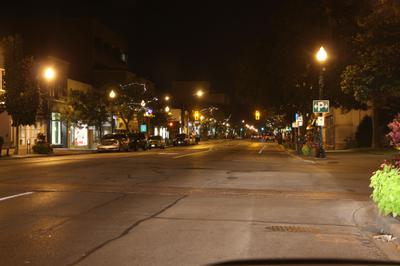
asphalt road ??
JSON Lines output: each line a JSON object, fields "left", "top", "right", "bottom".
{"left": 0, "top": 140, "right": 399, "bottom": 265}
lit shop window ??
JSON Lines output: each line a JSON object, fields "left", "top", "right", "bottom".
{"left": 51, "top": 112, "right": 61, "bottom": 145}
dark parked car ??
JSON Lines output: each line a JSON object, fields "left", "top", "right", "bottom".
{"left": 97, "top": 133, "right": 129, "bottom": 152}
{"left": 127, "top": 133, "right": 148, "bottom": 151}
{"left": 173, "top": 134, "right": 197, "bottom": 146}
{"left": 148, "top": 136, "right": 166, "bottom": 149}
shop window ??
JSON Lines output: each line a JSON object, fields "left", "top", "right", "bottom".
{"left": 51, "top": 112, "right": 61, "bottom": 145}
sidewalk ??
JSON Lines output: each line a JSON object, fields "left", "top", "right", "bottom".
{"left": 0, "top": 147, "right": 96, "bottom": 160}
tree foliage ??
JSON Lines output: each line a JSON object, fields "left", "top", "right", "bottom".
{"left": 1, "top": 35, "right": 39, "bottom": 126}
{"left": 67, "top": 89, "right": 109, "bottom": 133}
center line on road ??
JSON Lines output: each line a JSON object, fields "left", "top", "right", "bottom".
{"left": 258, "top": 145, "right": 266, "bottom": 154}
{"left": 173, "top": 149, "right": 212, "bottom": 159}
{"left": 0, "top": 192, "right": 34, "bottom": 202}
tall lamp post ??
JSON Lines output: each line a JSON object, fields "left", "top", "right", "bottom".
{"left": 315, "top": 46, "right": 328, "bottom": 158}
{"left": 42, "top": 66, "right": 56, "bottom": 145}
{"left": 109, "top": 89, "right": 116, "bottom": 133}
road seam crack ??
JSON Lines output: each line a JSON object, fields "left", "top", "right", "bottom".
{"left": 68, "top": 194, "right": 187, "bottom": 266}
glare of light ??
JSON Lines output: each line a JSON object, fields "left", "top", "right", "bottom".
{"left": 200, "top": 115, "right": 205, "bottom": 121}
{"left": 261, "top": 127, "right": 265, "bottom": 131}
{"left": 196, "top": 89, "right": 204, "bottom": 97}
{"left": 255, "top": 129, "right": 258, "bottom": 132}
{"left": 43, "top": 67, "right": 56, "bottom": 81}
{"left": 141, "top": 100, "right": 146, "bottom": 107}
{"left": 316, "top": 46, "right": 328, "bottom": 62}
{"left": 165, "top": 96, "right": 170, "bottom": 101}
{"left": 109, "top": 90, "right": 116, "bottom": 99}
{"left": 226, "top": 123, "right": 230, "bottom": 127}
{"left": 242, "top": 120, "right": 245, "bottom": 123}
{"left": 165, "top": 106, "right": 170, "bottom": 112}
{"left": 222, "top": 122, "right": 226, "bottom": 125}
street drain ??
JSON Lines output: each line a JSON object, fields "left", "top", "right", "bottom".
{"left": 265, "top": 225, "right": 320, "bottom": 233}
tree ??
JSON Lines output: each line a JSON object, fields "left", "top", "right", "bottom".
{"left": 112, "top": 83, "right": 152, "bottom": 132}
{"left": 340, "top": 0, "right": 400, "bottom": 148}
{"left": 1, "top": 35, "right": 39, "bottom": 153}
{"left": 67, "top": 88, "right": 109, "bottom": 138}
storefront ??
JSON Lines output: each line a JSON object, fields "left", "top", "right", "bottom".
{"left": 50, "top": 112, "right": 67, "bottom": 147}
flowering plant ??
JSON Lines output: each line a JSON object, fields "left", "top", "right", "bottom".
{"left": 387, "top": 114, "right": 400, "bottom": 150}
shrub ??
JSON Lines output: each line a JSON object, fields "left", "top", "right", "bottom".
{"left": 32, "top": 143, "right": 53, "bottom": 154}
{"left": 370, "top": 164, "right": 400, "bottom": 216}
{"left": 301, "top": 144, "right": 311, "bottom": 156}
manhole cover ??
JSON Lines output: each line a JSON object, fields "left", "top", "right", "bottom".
{"left": 265, "top": 225, "right": 320, "bottom": 233}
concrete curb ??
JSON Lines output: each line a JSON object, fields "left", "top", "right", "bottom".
{"left": 375, "top": 207, "right": 400, "bottom": 237}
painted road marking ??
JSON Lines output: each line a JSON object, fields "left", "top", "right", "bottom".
{"left": 173, "top": 149, "right": 212, "bottom": 159}
{"left": 258, "top": 145, "right": 266, "bottom": 154}
{"left": 158, "top": 152, "right": 179, "bottom": 155}
{"left": 0, "top": 192, "right": 34, "bottom": 202}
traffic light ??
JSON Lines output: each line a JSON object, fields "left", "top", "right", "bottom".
{"left": 194, "top": 111, "right": 200, "bottom": 120}
{"left": 255, "top": 110, "right": 260, "bottom": 120}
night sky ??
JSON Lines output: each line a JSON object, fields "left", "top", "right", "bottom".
{"left": 5, "top": 0, "right": 333, "bottom": 101}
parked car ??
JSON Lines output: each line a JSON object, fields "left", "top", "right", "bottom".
{"left": 148, "top": 135, "right": 166, "bottom": 149}
{"left": 127, "top": 132, "right": 148, "bottom": 151}
{"left": 264, "top": 133, "right": 276, "bottom": 142}
{"left": 97, "top": 133, "right": 129, "bottom": 152}
{"left": 173, "top": 134, "right": 197, "bottom": 146}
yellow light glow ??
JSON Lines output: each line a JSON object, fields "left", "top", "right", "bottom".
{"left": 255, "top": 110, "right": 260, "bottom": 120}
{"left": 165, "top": 106, "right": 170, "bottom": 112}
{"left": 194, "top": 111, "right": 200, "bottom": 120}
{"left": 43, "top": 67, "right": 56, "bottom": 81}
{"left": 165, "top": 96, "right": 170, "bottom": 101}
{"left": 109, "top": 90, "right": 116, "bottom": 99}
{"left": 200, "top": 115, "right": 205, "bottom": 121}
{"left": 316, "top": 46, "right": 328, "bottom": 62}
{"left": 196, "top": 90, "right": 204, "bottom": 97}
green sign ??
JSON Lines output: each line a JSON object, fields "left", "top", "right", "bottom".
{"left": 140, "top": 124, "right": 147, "bottom": 133}
{"left": 313, "top": 100, "right": 329, "bottom": 113}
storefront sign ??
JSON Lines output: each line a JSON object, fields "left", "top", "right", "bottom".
{"left": 316, "top": 116, "right": 325, "bottom": 126}
{"left": 140, "top": 124, "right": 147, "bottom": 133}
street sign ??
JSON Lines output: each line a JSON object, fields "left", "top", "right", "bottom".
{"left": 313, "top": 100, "right": 329, "bottom": 113}
{"left": 316, "top": 116, "right": 325, "bottom": 126}
{"left": 297, "top": 115, "right": 303, "bottom": 123}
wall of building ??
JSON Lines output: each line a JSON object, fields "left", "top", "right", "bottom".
{"left": 324, "top": 108, "right": 372, "bottom": 149}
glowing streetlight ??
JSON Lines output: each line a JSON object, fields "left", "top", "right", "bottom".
{"left": 242, "top": 120, "right": 245, "bottom": 123}
{"left": 316, "top": 46, "right": 328, "bottom": 63}
{"left": 165, "top": 96, "right": 170, "bottom": 101}
{"left": 43, "top": 67, "right": 56, "bottom": 81}
{"left": 200, "top": 115, "right": 205, "bottom": 121}
{"left": 165, "top": 106, "right": 170, "bottom": 112}
{"left": 141, "top": 100, "right": 146, "bottom": 107}
{"left": 109, "top": 90, "right": 116, "bottom": 99}
{"left": 196, "top": 89, "right": 204, "bottom": 98}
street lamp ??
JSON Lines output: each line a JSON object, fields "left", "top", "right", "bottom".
{"left": 165, "top": 95, "right": 170, "bottom": 101}
{"left": 109, "top": 89, "right": 116, "bottom": 99}
{"left": 109, "top": 90, "right": 117, "bottom": 133}
{"left": 196, "top": 89, "right": 204, "bottom": 98}
{"left": 316, "top": 46, "right": 328, "bottom": 62}
{"left": 165, "top": 106, "right": 170, "bottom": 113}
{"left": 315, "top": 46, "right": 328, "bottom": 158}
{"left": 43, "top": 67, "right": 56, "bottom": 81}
